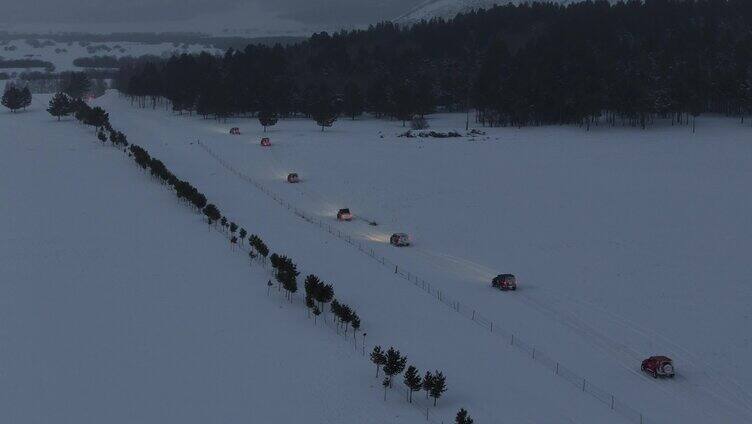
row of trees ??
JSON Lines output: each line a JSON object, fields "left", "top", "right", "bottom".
{"left": 62, "top": 102, "right": 370, "bottom": 382}
{"left": 58, "top": 72, "right": 93, "bottom": 100}
{"left": 301, "top": 274, "right": 362, "bottom": 336}
{"left": 55, "top": 102, "right": 473, "bottom": 423}
{"left": 47, "top": 91, "right": 112, "bottom": 138}
{"left": 116, "top": 0, "right": 752, "bottom": 130}
{"left": 371, "top": 345, "right": 448, "bottom": 406}
{"left": 2, "top": 83, "right": 32, "bottom": 112}
{"left": 270, "top": 254, "right": 299, "bottom": 300}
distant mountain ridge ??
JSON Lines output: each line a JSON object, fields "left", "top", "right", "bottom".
{"left": 396, "top": 0, "right": 581, "bottom": 23}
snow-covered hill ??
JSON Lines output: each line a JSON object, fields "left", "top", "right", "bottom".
{"left": 396, "top": 0, "right": 579, "bottom": 23}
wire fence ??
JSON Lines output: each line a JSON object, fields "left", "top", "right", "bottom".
{"left": 197, "top": 140, "right": 653, "bottom": 424}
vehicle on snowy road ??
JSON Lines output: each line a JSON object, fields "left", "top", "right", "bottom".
{"left": 337, "top": 208, "right": 353, "bottom": 221}
{"left": 491, "top": 274, "right": 517, "bottom": 291}
{"left": 390, "top": 233, "right": 411, "bottom": 247}
{"left": 229, "top": 127, "right": 241, "bottom": 135}
{"left": 260, "top": 137, "right": 271, "bottom": 147}
{"left": 287, "top": 173, "right": 300, "bottom": 183}
{"left": 641, "top": 356, "right": 675, "bottom": 378}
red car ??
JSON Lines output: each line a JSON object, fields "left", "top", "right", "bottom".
{"left": 337, "top": 208, "right": 353, "bottom": 221}
{"left": 260, "top": 137, "right": 271, "bottom": 147}
{"left": 491, "top": 274, "right": 517, "bottom": 291}
{"left": 229, "top": 127, "right": 241, "bottom": 135}
{"left": 287, "top": 173, "right": 300, "bottom": 183}
{"left": 641, "top": 356, "right": 675, "bottom": 378}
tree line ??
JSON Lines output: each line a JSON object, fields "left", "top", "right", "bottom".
{"left": 116, "top": 0, "right": 752, "bottom": 130}
{"left": 371, "top": 345, "right": 447, "bottom": 405}
{"left": 370, "top": 343, "right": 473, "bottom": 423}
{"left": 369, "top": 342, "right": 474, "bottom": 423}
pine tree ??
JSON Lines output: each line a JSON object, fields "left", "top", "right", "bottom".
{"left": 383, "top": 347, "right": 407, "bottom": 388}
{"left": 311, "top": 83, "right": 339, "bottom": 131}
{"left": 392, "top": 79, "right": 417, "bottom": 126}
{"left": 84, "top": 106, "right": 109, "bottom": 131}
{"left": 313, "top": 281, "right": 334, "bottom": 312}
{"left": 239, "top": 228, "right": 247, "bottom": 244}
{"left": 340, "top": 304, "right": 353, "bottom": 333}
{"left": 2, "top": 84, "right": 23, "bottom": 112}
{"left": 404, "top": 365, "right": 422, "bottom": 403}
{"left": 258, "top": 108, "right": 278, "bottom": 132}
{"left": 455, "top": 408, "right": 473, "bottom": 424}
{"left": 422, "top": 371, "right": 434, "bottom": 399}
{"left": 342, "top": 81, "right": 364, "bottom": 120}
{"left": 273, "top": 255, "right": 299, "bottom": 300}
{"left": 370, "top": 346, "right": 386, "bottom": 377}
{"left": 250, "top": 234, "right": 269, "bottom": 257}
{"left": 113, "top": 2, "right": 752, "bottom": 130}
{"left": 304, "top": 274, "right": 320, "bottom": 299}
{"left": 429, "top": 371, "right": 447, "bottom": 406}
{"left": 47, "top": 92, "right": 72, "bottom": 120}
{"left": 350, "top": 312, "right": 361, "bottom": 339}
{"left": 312, "top": 305, "right": 321, "bottom": 324}
{"left": 330, "top": 299, "right": 342, "bottom": 325}
{"left": 59, "top": 71, "right": 92, "bottom": 99}
{"left": 20, "top": 86, "right": 32, "bottom": 110}
{"left": 203, "top": 204, "right": 221, "bottom": 225}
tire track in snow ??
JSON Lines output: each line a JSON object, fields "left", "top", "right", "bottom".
{"left": 196, "top": 141, "right": 649, "bottom": 423}
{"left": 195, "top": 134, "right": 752, "bottom": 424}
{"left": 414, "top": 252, "right": 752, "bottom": 422}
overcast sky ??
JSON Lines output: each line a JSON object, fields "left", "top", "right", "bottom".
{"left": 0, "top": 0, "right": 423, "bottom": 26}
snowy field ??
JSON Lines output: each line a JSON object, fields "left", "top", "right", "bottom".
{"left": 0, "top": 2, "right": 329, "bottom": 38}
{"left": 3, "top": 97, "right": 627, "bottom": 424}
{"left": 0, "top": 39, "right": 221, "bottom": 74}
{"left": 3, "top": 93, "right": 752, "bottom": 423}
{"left": 99, "top": 91, "right": 752, "bottom": 423}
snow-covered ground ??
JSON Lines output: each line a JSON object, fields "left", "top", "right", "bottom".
{"left": 0, "top": 39, "right": 222, "bottom": 74}
{"left": 90, "top": 92, "right": 752, "bottom": 423}
{"left": 0, "top": 2, "right": 333, "bottom": 39}
{"left": 0, "top": 97, "right": 416, "bottom": 424}
{"left": 3, "top": 96, "right": 632, "bottom": 424}
{"left": 4, "top": 92, "right": 752, "bottom": 423}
